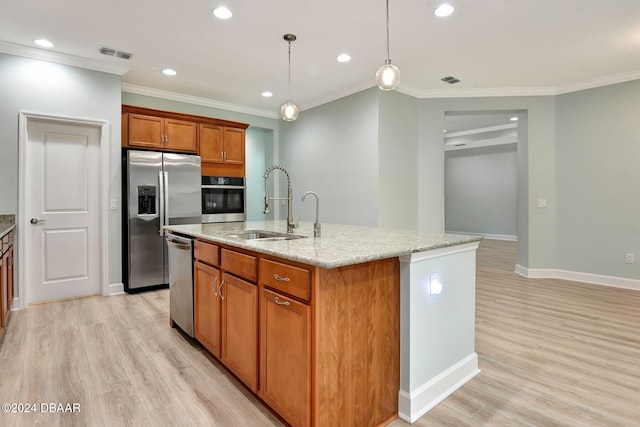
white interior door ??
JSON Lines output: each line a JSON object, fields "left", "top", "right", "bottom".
{"left": 25, "top": 118, "right": 102, "bottom": 304}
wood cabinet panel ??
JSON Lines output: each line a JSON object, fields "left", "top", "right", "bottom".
{"left": 165, "top": 119, "right": 197, "bottom": 152}
{"left": 199, "top": 124, "right": 223, "bottom": 163}
{"left": 221, "top": 128, "right": 245, "bottom": 165}
{"left": 194, "top": 240, "right": 219, "bottom": 267}
{"left": 259, "top": 258, "right": 310, "bottom": 302}
{"left": 221, "top": 272, "right": 258, "bottom": 391}
{"left": 194, "top": 261, "right": 222, "bottom": 357}
{"left": 259, "top": 288, "right": 310, "bottom": 427}
{"left": 128, "top": 114, "right": 164, "bottom": 148}
{"left": 221, "top": 249, "right": 257, "bottom": 282}
{"left": 313, "top": 258, "right": 400, "bottom": 426}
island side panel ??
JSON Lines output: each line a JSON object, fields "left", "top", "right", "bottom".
{"left": 313, "top": 257, "right": 400, "bottom": 426}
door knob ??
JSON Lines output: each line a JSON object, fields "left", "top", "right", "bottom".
{"left": 30, "top": 218, "right": 46, "bottom": 224}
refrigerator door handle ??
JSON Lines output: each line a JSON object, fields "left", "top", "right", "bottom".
{"left": 163, "top": 171, "right": 169, "bottom": 229}
{"left": 158, "top": 170, "right": 165, "bottom": 236}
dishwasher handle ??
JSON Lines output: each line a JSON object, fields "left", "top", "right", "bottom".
{"left": 166, "top": 233, "right": 193, "bottom": 250}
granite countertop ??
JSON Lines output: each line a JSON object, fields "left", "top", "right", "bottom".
{"left": 0, "top": 214, "right": 16, "bottom": 239}
{"left": 165, "top": 220, "right": 481, "bottom": 269}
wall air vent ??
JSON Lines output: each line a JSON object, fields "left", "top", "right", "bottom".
{"left": 99, "top": 46, "right": 133, "bottom": 60}
{"left": 441, "top": 76, "right": 461, "bottom": 84}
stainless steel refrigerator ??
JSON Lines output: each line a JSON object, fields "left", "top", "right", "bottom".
{"left": 124, "top": 150, "right": 201, "bottom": 292}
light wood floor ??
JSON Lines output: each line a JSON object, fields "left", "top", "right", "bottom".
{"left": 1, "top": 240, "right": 639, "bottom": 426}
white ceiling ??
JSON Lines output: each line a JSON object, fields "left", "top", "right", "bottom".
{"left": 2, "top": 0, "right": 640, "bottom": 118}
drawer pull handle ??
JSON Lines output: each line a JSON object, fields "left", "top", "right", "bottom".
{"left": 273, "top": 274, "right": 290, "bottom": 282}
{"left": 212, "top": 276, "right": 219, "bottom": 297}
{"left": 274, "top": 297, "right": 290, "bottom": 306}
{"left": 220, "top": 280, "right": 225, "bottom": 300}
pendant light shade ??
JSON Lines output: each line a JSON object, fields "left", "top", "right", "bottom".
{"left": 280, "top": 99, "right": 299, "bottom": 121}
{"left": 376, "top": 0, "right": 400, "bottom": 91}
{"left": 280, "top": 34, "right": 299, "bottom": 121}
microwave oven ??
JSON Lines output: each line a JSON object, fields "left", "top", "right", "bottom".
{"left": 201, "top": 176, "right": 246, "bottom": 223}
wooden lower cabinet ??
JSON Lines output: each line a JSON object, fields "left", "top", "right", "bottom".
{"left": 220, "top": 272, "right": 258, "bottom": 391}
{"left": 259, "top": 288, "right": 310, "bottom": 427}
{"left": 193, "top": 241, "right": 399, "bottom": 427}
{"left": 194, "top": 260, "right": 222, "bottom": 357}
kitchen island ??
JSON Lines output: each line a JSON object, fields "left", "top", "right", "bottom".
{"left": 165, "top": 221, "right": 481, "bottom": 426}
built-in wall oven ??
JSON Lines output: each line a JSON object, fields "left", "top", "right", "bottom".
{"left": 201, "top": 176, "right": 246, "bottom": 223}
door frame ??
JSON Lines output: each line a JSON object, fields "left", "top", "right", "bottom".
{"left": 17, "top": 112, "right": 110, "bottom": 309}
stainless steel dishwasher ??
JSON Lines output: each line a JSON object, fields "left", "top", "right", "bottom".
{"left": 166, "top": 232, "right": 194, "bottom": 337}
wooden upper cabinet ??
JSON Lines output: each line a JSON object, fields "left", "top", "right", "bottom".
{"left": 199, "top": 124, "right": 223, "bottom": 162}
{"left": 164, "top": 119, "right": 197, "bottom": 152}
{"left": 126, "top": 113, "right": 196, "bottom": 152}
{"left": 128, "top": 114, "right": 164, "bottom": 149}
{"left": 222, "top": 128, "right": 245, "bottom": 165}
{"left": 199, "top": 124, "right": 246, "bottom": 166}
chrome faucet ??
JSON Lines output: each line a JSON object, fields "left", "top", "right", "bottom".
{"left": 263, "top": 164, "right": 295, "bottom": 233}
{"left": 302, "top": 191, "right": 321, "bottom": 237}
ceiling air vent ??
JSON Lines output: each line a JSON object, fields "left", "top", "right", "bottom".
{"left": 115, "top": 50, "right": 132, "bottom": 60}
{"left": 441, "top": 76, "right": 461, "bottom": 84}
{"left": 99, "top": 46, "right": 116, "bottom": 56}
{"left": 99, "top": 46, "right": 133, "bottom": 60}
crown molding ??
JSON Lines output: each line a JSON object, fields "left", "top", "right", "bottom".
{"left": 121, "top": 83, "right": 279, "bottom": 119}
{"left": 554, "top": 69, "right": 640, "bottom": 94}
{"left": 402, "top": 84, "right": 557, "bottom": 98}
{"left": 299, "top": 78, "right": 376, "bottom": 111}
{"left": 0, "top": 40, "right": 129, "bottom": 76}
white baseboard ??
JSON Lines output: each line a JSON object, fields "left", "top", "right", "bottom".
{"left": 398, "top": 353, "right": 480, "bottom": 424}
{"left": 106, "top": 282, "right": 124, "bottom": 296}
{"left": 446, "top": 230, "right": 517, "bottom": 241}
{"left": 515, "top": 265, "right": 640, "bottom": 291}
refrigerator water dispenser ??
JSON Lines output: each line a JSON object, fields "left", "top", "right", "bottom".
{"left": 137, "top": 185, "right": 156, "bottom": 215}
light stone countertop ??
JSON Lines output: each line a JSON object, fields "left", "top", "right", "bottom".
{"left": 165, "top": 220, "right": 482, "bottom": 269}
{"left": 0, "top": 214, "right": 16, "bottom": 239}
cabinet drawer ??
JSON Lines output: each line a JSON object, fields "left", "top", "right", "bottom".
{"left": 222, "top": 249, "right": 257, "bottom": 282}
{"left": 194, "top": 240, "right": 220, "bottom": 266}
{"left": 259, "top": 259, "right": 310, "bottom": 302}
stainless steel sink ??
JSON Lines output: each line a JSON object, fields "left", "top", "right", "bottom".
{"left": 226, "top": 230, "right": 307, "bottom": 242}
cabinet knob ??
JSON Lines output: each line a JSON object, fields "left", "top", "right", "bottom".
{"left": 274, "top": 297, "right": 290, "bottom": 306}
{"left": 273, "top": 274, "right": 290, "bottom": 282}
{"left": 220, "top": 280, "right": 225, "bottom": 300}
{"left": 212, "top": 276, "right": 219, "bottom": 297}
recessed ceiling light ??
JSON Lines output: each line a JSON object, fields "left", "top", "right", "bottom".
{"left": 212, "top": 6, "right": 232, "bottom": 19}
{"left": 261, "top": 91, "right": 273, "bottom": 98}
{"left": 337, "top": 53, "right": 351, "bottom": 63}
{"left": 434, "top": 4, "right": 455, "bottom": 17}
{"left": 34, "top": 39, "right": 54, "bottom": 48}
{"left": 162, "top": 68, "right": 177, "bottom": 76}
{"left": 510, "top": 117, "right": 518, "bottom": 121}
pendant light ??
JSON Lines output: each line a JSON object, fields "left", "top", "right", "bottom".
{"left": 280, "top": 34, "right": 299, "bottom": 121}
{"left": 376, "top": 0, "right": 400, "bottom": 90}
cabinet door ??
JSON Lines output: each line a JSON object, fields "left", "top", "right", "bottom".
{"left": 165, "top": 119, "right": 197, "bottom": 152}
{"left": 194, "top": 261, "right": 221, "bottom": 357}
{"left": 0, "top": 255, "right": 5, "bottom": 328}
{"left": 222, "top": 128, "right": 245, "bottom": 165}
{"left": 128, "top": 114, "right": 164, "bottom": 148}
{"left": 7, "top": 246, "right": 13, "bottom": 311}
{"left": 199, "top": 124, "right": 223, "bottom": 163}
{"left": 259, "top": 288, "right": 310, "bottom": 427}
{"left": 221, "top": 272, "right": 258, "bottom": 391}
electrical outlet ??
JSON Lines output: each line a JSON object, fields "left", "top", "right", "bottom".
{"left": 109, "top": 199, "right": 118, "bottom": 210}
{"left": 625, "top": 253, "right": 634, "bottom": 264}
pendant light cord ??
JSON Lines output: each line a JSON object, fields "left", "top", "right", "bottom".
{"left": 385, "top": 0, "right": 390, "bottom": 61}
{"left": 288, "top": 40, "right": 292, "bottom": 98}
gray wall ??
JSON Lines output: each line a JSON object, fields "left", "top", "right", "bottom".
{"left": 556, "top": 80, "right": 640, "bottom": 279}
{"left": 379, "top": 91, "right": 419, "bottom": 230}
{"left": 0, "top": 53, "right": 122, "bottom": 285}
{"left": 445, "top": 144, "right": 518, "bottom": 237}
{"left": 279, "top": 88, "right": 380, "bottom": 226}
{"left": 246, "top": 127, "right": 274, "bottom": 221}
